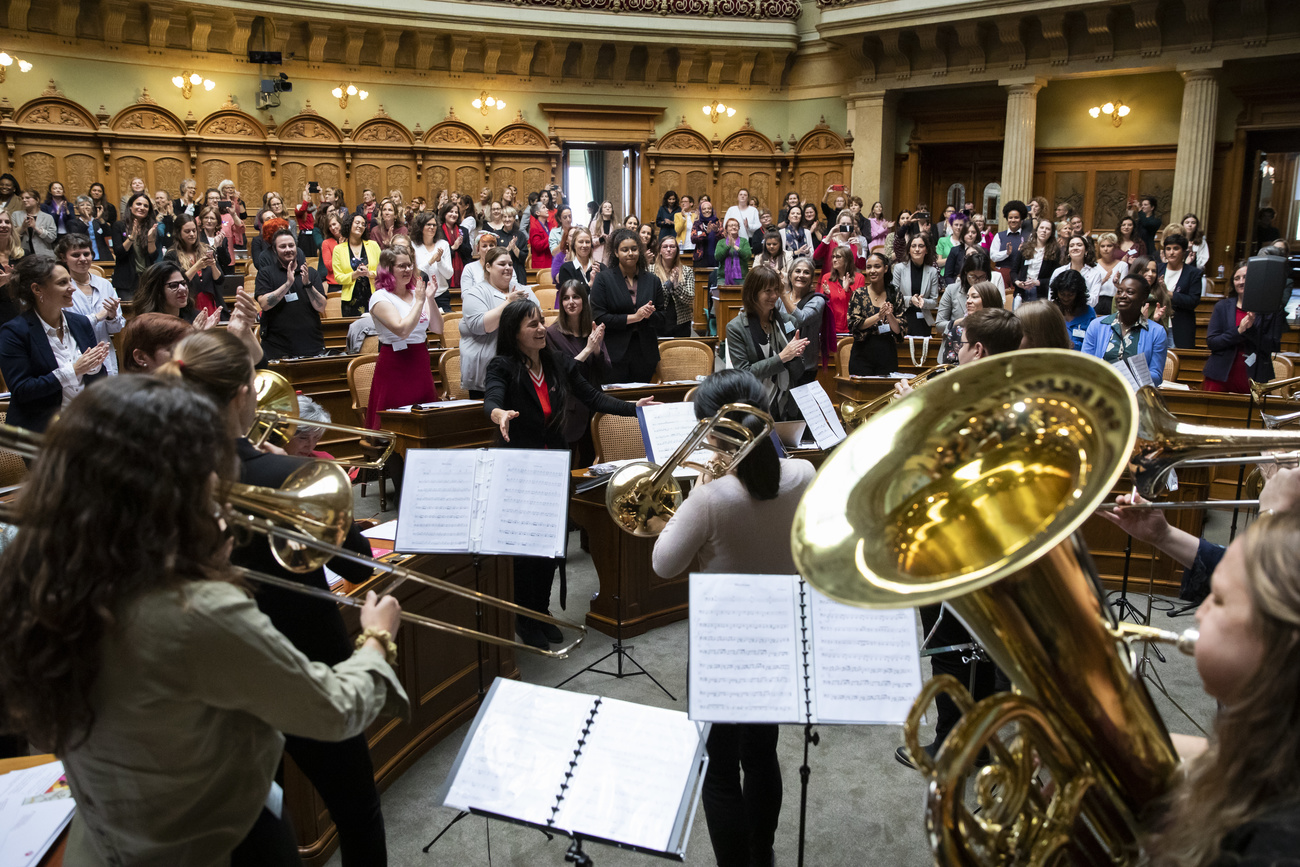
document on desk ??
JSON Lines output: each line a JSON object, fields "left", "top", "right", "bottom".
{"left": 789, "top": 381, "right": 848, "bottom": 450}
{"left": 638, "top": 401, "right": 710, "bottom": 467}
{"left": 395, "top": 448, "right": 570, "bottom": 557}
{"left": 688, "top": 574, "right": 922, "bottom": 724}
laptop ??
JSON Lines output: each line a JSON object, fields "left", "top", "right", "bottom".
{"left": 773, "top": 420, "right": 809, "bottom": 450}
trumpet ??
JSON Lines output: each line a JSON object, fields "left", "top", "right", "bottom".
{"left": 839, "top": 364, "right": 953, "bottom": 431}
{"left": 605, "top": 402, "right": 773, "bottom": 537}
{"left": 1250, "top": 374, "right": 1300, "bottom": 404}
{"left": 250, "top": 370, "right": 396, "bottom": 471}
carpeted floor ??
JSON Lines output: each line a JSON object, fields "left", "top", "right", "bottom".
{"left": 329, "top": 486, "right": 1223, "bottom": 867}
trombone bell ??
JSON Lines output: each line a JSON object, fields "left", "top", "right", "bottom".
{"left": 227, "top": 461, "right": 355, "bottom": 572}
{"left": 250, "top": 370, "right": 397, "bottom": 471}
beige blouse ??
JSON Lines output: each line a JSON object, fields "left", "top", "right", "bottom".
{"left": 61, "top": 579, "right": 408, "bottom": 867}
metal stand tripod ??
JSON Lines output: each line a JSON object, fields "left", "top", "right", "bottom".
{"left": 554, "top": 601, "right": 675, "bottom": 700}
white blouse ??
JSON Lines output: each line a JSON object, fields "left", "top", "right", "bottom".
{"left": 368, "top": 289, "right": 430, "bottom": 350}
{"left": 42, "top": 312, "right": 100, "bottom": 406}
{"left": 1049, "top": 263, "right": 1106, "bottom": 308}
{"left": 69, "top": 273, "right": 124, "bottom": 375}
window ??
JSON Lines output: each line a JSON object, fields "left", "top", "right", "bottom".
{"left": 982, "top": 183, "right": 1002, "bottom": 221}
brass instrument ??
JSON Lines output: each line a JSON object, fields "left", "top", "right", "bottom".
{"left": 839, "top": 364, "right": 954, "bottom": 431}
{"left": 250, "top": 370, "right": 396, "bottom": 470}
{"left": 605, "top": 402, "right": 773, "bottom": 537}
{"left": 1, "top": 424, "right": 584, "bottom": 659}
{"left": 1262, "top": 408, "right": 1300, "bottom": 429}
{"left": 1250, "top": 374, "right": 1300, "bottom": 403}
{"left": 793, "top": 350, "right": 1184, "bottom": 865}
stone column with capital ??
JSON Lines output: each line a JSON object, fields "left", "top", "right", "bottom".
{"left": 847, "top": 90, "right": 898, "bottom": 211}
{"left": 1171, "top": 67, "right": 1220, "bottom": 222}
{"left": 999, "top": 78, "right": 1045, "bottom": 227}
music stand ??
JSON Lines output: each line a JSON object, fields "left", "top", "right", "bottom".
{"left": 1107, "top": 532, "right": 1147, "bottom": 624}
{"left": 554, "top": 602, "right": 676, "bottom": 701}
{"left": 1133, "top": 542, "right": 1207, "bottom": 735}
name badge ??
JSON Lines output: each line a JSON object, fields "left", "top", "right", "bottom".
{"left": 284, "top": 292, "right": 298, "bottom": 303}
{"left": 1072, "top": 327, "right": 1087, "bottom": 339}
{"left": 783, "top": 319, "right": 795, "bottom": 334}
{"left": 1245, "top": 352, "right": 1257, "bottom": 368}
{"left": 914, "top": 309, "right": 925, "bottom": 319}
{"left": 878, "top": 322, "right": 892, "bottom": 334}
{"left": 392, "top": 340, "right": 407, "bottom": 352}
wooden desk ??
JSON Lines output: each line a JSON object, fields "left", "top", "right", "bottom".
{"left": 380, "top": 402, "right": 497, "bottom": 456}
{"left": 287, "top": 552, "right": 517, "bottom": 866}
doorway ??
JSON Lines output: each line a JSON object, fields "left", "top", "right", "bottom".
{"left": 563, "top": 145, "right": 640, "bottom": 227}
{"left": 917, "top": 142, "right": 1002, "bottom": 222}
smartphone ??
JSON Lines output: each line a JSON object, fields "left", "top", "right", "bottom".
{"left": 219, "top": 199, "right": 232, "bottom": 210}
{"left": 831, "top": 184, "right": 845, "bottom": 192}
{"left": 308, "top": 181, "right": 320, "bottom": 194}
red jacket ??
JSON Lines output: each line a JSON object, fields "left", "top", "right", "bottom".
{"left": 529, "top": 219, "right": 552, "bottom": 270}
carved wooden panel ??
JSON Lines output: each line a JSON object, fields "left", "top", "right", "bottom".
{"left": 199, "top": 113, "right": 263, "bottom": 139}
{"left": 492, "top": 167, "right": 517, "bottom": 193}
{"left": 385, "top": 166, "right": 412, "bottom": 199}
{"left": 658, "top": 170, "right": 681, "bottom": 195}
{"left": 117, "top": 156, "right": 148, "bottom": 197}
{"left": 720, "top": 171, "right": 743, "bottom": 210}
{"left": 686, "top": 171, "right": 709, "bottom": 200}
{"left": 314, "top": 163, "right": 341, "bottom": 193}
{"left": 656, "top": 130, "right": 711, "bottom": 153}
{"left": 153, "top": 158, "right": 186, "bottom": 200}
{"left": 203, "top": 160, "right": 231, "bottom": 192}
{"left": 522, "top": 167, "right": 546, "bottom": 195}
{"left": 280, "top": 162, "right": 308, "bottom": 201}
{"left": 1139, "top": 170, "right": 1176, "bottom": 218}
{"left": 428, "top": 166, "right": 450, "bottom": 200}
{"left": 1052, "top": 171, "right": 1087, "bottom": 218}
{"left": 21, "top": 152, "right": 57, "bottom": 194}
{"left": 799, "top": 171, "right": 819, "bottom": 204}
{"left": 281, "top": 118, "right": 340, "bottom": 142}
{"left": 237, "top": 160, "right": 265, "bottom": 207}
{"left": 1093, "top": 171, "right": 1131, "bottom": 234}
{"left": 63, "top": 154, "right": 97, "bottom": 197}
{"left": 354, "top": 165, "right": 381, "bottom": 202}
{"left": 355, "top": 121, "right": 410, "bottom": 145}
{"left": 455, "top": 166, "right": 480, "bottom": 194}
{"left": 426, "top": 123, "right": 481, "bottom": 148}
{"left": 492, "top": 125, "right": 548, "bottom": 149}
{"left": 746, "top": 172, "right": 773, "bottom": 210}
{"left": 114, "top": 107, "right": 184, "bottom": 135}
{"left": 721, "top": 131, "right": 775, "bottom": 156}
{"left": 18, "top": 101, "right": 91, "bottom": 129}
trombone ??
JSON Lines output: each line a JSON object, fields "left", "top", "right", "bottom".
{"left": 0, "top": 423, "right": 585, "bottom": 659}
{"left": 605, "top": 402, "right": 773, "bottom": 537}
{"left": 839, "top": 364, "right": 954, "bottom": 431}
{"left": 250, "top": 370, "right": 396, "bottom": 471}
{"left": 1250, "top": 374, "right": 1300, "bottom": 404}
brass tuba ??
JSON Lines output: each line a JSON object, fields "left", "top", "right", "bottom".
{"left": 793, "top": 350, "right": 1180, "bottom": 865}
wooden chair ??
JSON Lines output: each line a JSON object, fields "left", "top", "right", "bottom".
{"left": 1273, "top": 355, "right": 1295, "bottom": 395}
{"left": 439, "top": 349, "right": 470, "bottom": 399}
{"left": 0, "top": 412, "right": 26, "bottom": 489}
{"left": 346, "top": 354, "right": 391, "bottom": 511}
{"left": 543, "top": 310, "right": 559, "bottom": 329}
{"left": 684, "top": 385, "right": 699, "bottom": 402}
{"left": 440, "top": 312, "right": 462, "bottom": 349}
{"left": 1163, "top": 350, "right": 1180, "bottom": 385}
{"left": 836, "top": 336, "right": 854, "bottom": 378}
{"left": 89, "top": 263, "right": 106, "bottom": 279}
{"left": 653, "top": 338, "right": 714, "bottom": 382}
{"left": 324, "top": 292, "right": 342, "bottom": 319}
{"left": 591, "top": 412, "right": 646, "bottom": 462}
{"left": 536, "top": 268, "right": 555, "bottom": 287}
{"left": 534, "top": 287, "right": 558, "bottom": 309}
{"left": 359, "top": 334, "right": 380, "bottom": 355}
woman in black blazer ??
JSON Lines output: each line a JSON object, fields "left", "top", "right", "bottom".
{"left": 0, "top": 255, "right": 111, "bottom": 432}
{"left": 1008, "top": 219, "right": 1061, "bottom": 303}
{"left": 1202, "top": 261, "right": 1287, "bottom": 392}
{"left": 110, "top": 192, "right": 158, "bottom": 301}
{"left": 1160, "top": 232, "right": 1204, "bottom": 349}
{"left": 484, "top": 299, "right": 652, "bottom": 648}
{"left": 590, "top": 228, "right": 666, "bottom": 382}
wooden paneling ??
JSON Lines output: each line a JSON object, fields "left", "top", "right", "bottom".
{"left": 1034, "top": 146, "right": 1177, "bottom": 235}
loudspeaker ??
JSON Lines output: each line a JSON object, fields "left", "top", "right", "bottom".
{"left": 1243, "top": 254, "right": 1288, "bottom": 314}
{"left": 248, "top": 51, "right": 283, "bottom": 64}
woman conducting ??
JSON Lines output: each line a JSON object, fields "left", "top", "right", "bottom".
{"left": 0, "top": 254, "right": 111, "bottom": 431}
{"left": 0, "top": 373, "right": 407, "bottom": 865}
{"left": 725, "top": 266, "right": 809, "bottom": 421}
{"left": 485, "top": 299, "right": 653, "bottom": 648}
{"left": 591, "top": 227, "right": 666, "bottom": 382}
{"left": 652, "top": 369, "right": 816, "bottom": 867}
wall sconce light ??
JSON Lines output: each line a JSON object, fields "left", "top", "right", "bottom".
{"left": 1087, "top": 101, "right": 1131, "bottom": 127}
{"left": 332, "top": 83, "right": 368, "bottom": 109}
{"left": 703, "top": 100, "right": 736, "bottom": 123}
{"left": 0, "top": 52, "right": 33, "bottom": 84}
{"left": 472, "top": 91, "right": 505, "bottom": 115}
{"left": 172, "top": 71, "right": 215, "bottom": 99}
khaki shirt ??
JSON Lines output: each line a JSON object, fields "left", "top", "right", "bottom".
{"left": 61, "top": 580, "right": 408, "bottom": 867}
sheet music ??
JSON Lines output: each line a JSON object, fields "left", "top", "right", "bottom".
{"left": 442, "top": 679, "right": 595, "bottom": 826}
{"left": 790, "top": 382, "right": 847, "bottom": 449}
{"left": 394, "top": 450, "right": 478, "bottom": 553}
{"left": 552, "top": 697, "right": 704, "bottom": 852}
{"left": 1112, "top": 354, "right": 1153, "bottom": 393}
{"left": 479, "top": 449, "right": 570, "bottom": 557}
{"left": 638, "top": 402, "right": 710, "bottom": 467}
{"left": 688, "top": 574, "right": 803, "bottom": 723}
{"left": 808, "top": 593, "right": 922, "bottom": 724}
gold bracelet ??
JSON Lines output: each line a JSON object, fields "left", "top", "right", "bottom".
{"left": 355, "top": 627, "right": 398, "bottom": 666}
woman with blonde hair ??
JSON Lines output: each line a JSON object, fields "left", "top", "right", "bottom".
{"left": 1014, "top": 298, "right": 1072, "bottom": 349}
{"left": 649, "top": 232, "right": 695, "bottom": 337}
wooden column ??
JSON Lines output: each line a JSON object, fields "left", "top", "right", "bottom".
{"left": 847, "top": 90, "right": 897, "bottom": 211}
{"left": 998, "top": 77, "right": 1046, "bottom": 226}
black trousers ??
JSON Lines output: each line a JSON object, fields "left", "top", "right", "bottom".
{"left": 919, "top": 604, "right": 1002, "bottom": 746}
{"left": 230, "top": 807, "right": 300, "bottom": 867}
{"left": 702, "top": 723, "right": 781, "bottom": 867}
{"left": 610, "top": 357, "right": 658, "bottom": 383}
{"left": 660, "top": 320, "right": 693, "bottom": 338}
{"left": 282, "top": 732, "right": 386, "bottom": 867}
{"left": 513, "top": 555, "right": 558, "bottom": 614}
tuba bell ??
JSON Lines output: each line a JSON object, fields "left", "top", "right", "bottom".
{"left": 793, "top": 350, "right": 1178, "bottom": 865}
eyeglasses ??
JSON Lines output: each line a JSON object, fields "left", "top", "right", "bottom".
{"left": 164, "top": 280, "right": 187, "bottom": 290}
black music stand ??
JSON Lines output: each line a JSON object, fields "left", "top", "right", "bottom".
{"left": 1107, "top": 532, "right": 1147, "bottom": 624}
{"left": 554, "top": 603, "right": 676, "bottom": 701}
